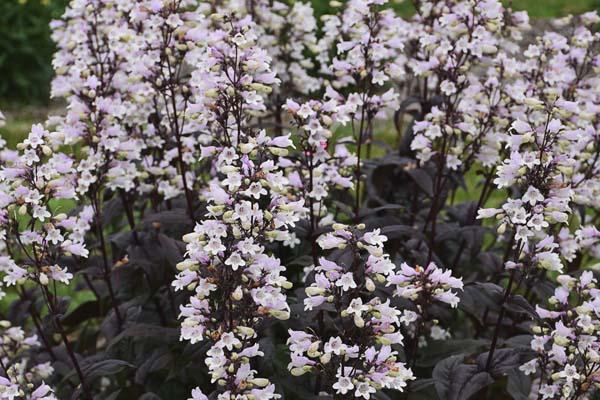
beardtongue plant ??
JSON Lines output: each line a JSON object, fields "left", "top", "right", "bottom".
{"left": 0, "top": 124, "right": 93, "bottom": 398}
{"left": 0, "top": 1, "right": 599, "bottom": 400}
{"left": 172, "top": 18, "right": 306, "bottom": 399}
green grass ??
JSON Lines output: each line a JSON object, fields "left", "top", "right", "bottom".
{"left": 311, "top": 0, "right": 600, "bottom": 18}
{"left": 0, "top": 105, "right": 52, "bottom": 148}
{"left": 510, "top": 0, "right": 600, "bottom": 18}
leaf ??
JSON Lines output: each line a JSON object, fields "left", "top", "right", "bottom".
{"left": 61, "top": 301, "right": 103, "bottom": 327}
{"left": 142, "top": 209, "right": 194, "bottom": 237}
{"left": 418, "top": 339, "right": 489, "bottom": 367}
{"left": 81, "top": 359, "right": 134, "bottom": 382}
{"left": 101, "top": 197, "right": 125, "bottom": 226}
{"left": 135, "top": 348, "right": 173, "bottom": 385}
{"left": 506, "top": 369, "right": 532, "bottom": 400}
{"left": 408, "top": 378, "right": 436, "bottom": 392}
{"left": 373, "top": 391, "right": 393, "bottom": 400}
{"left": 359, "top": 204, "right": 404, "bottom": 218}
{"left": 102, "top": 390, "right": 122, "bottom": 400}
{"left": 380, "top": 224, "right": 420, "bottom": 239}
{"left": 504, "top": 335, "right": 534, "bottom": 350}
{"left": 476, "top": 348, "right": 522, "bottom": 376}
{"left": 432, "top": 354, "right": 494, "bottom": 400}
{"left": 506, "top": 295, "right": 539, "bottom": 319}
{"left": 407, "top": 168, "right": 434, "bottom": 197}
{"left": 138, "top": 394, "right": 162, "bottom": 400}
{"left": 107, "top": 324, "right": 179, "bottom": 352}
{"left": 459, "top": 283, "right": 504, "bottom": 322}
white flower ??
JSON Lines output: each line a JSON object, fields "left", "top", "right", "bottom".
{"left": 188, "top": 388, "right": 208, "bottom": 400}
{"left": 205, "top": 238, "right": 225, "bottom": 255}
{"left": 333, "top": 376, "right": 354, "bottom": 395}
{"left": 362, "top": 229, "right": 387, "bottom": 247}
{"left": 519, "top": 359, "right": 537, "bottom": 375}
{"left": 355, "top": 382, "right": 376, "bottom": 399}
{"left": 430, "top": 326, "right": 451, "bottom": 341}
{"left": 400, "top": 310, "right": 418, "bottom": 326}
{"left": 218, "top": 332, "right": 240, "bottom": 351}
{"left": 558, "top": 364, "right": 580, "bottom": 382}
{"left": 336, "top": 273, "right": 357, "bottom": 292}
{"left": 346, "top": 298, "right": 368, "bottom": 315}
{"left": 32, "top": 205, "right": 51, "bottom": 222}
{"left": 324, "top": 337, "right": 345, "bottom": 355}
{"left": 522, "top": 186, "right": 544, "bottom": 205}
{"left": 225, "top": 252, "right": 245, "bottom": 271}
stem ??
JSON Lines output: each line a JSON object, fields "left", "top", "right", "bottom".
{"left": 40, "top": 286, "right": 92, "bottom": 400}
{"left": 18, "top": 289, "right": 57, "bottom": 362}
{"left": 118, "top": 189, "right": 140, "bottom": 244}
{"left": 92, "top": 194, "right": 123, "bottom": 330}
{"left": 484, "top": 269, "right": 516, "bottom": 371}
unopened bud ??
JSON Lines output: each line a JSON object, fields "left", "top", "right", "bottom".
{"left": 39, "top": 273, "right": 49, "bottom": 286}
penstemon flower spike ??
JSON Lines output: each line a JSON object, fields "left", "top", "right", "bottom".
{"left": 0, "top": 320, "right": 56, "bottom": 400}
{"left": 289, "top": 225, "right": 416, "bottom": 398}
{"left": 0, "top": 124, "right": 92, "bottom": 398}
{"left": 173, "top": 19, "right": 306, "bottom": 399}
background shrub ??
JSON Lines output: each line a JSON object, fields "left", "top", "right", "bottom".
{"left": 0, "top": 0, "right": 67, "bottom": 104}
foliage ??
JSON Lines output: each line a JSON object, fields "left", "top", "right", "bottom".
{"left": 0, "top": 0, "right": 68, "bottom": 104}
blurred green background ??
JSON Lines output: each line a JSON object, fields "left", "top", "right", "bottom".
{"left": 0, "top": 0, "right": 68, "bottom": 105}
{"left": 0, "top": 0, "right": 598, "bottom": 142}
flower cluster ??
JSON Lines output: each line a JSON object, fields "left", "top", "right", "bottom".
{"left": 283, "top": 97, "right": 357, "bottom": 261}
{"left": 0, "top": 321, "right": 55, "bottom": 400}
{"left": 520, "top": 272, "right": 600, "bottom": 399}
{"left": 127, "top": 0, "right": 209, "bottom": 211}
{"left": 389, "top": 262, "right": 463, "bottom": 345}
{"left": 0, "top": 124, "right": 88, "bottom": 289}
{"left": 407, "top": 0, "right": 521, "bottom": 168}
{"left": 478, "top": 109, "right": 575, "bottom": 273}
{"left": 288, "top": 226, "right": 415, "bottom": 398}
{"left": 216, "top": 0, "right": 321, "bottom": 98}
{"left": 51, "top": 0, "right": 142, "bottom": 195}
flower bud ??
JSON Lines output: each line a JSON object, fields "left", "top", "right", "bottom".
{"left": 497, "top": 222, "right": 506, "bottom": 235}
{"left": 354, "top": 314, "right": 365, "bottom": 328}
{"left": 232, "top": 286, "right": 243, "bottom": 301}
{"left": 269, "top": 309, "right": 290, "bottom": 320}
{"left": 39, "top": 273, "right": 49, "bottom": 286}
{"left": 290, "top": 366, "right": 311, "bottom": 376}
{"left": 306, "top": 286, "right": 325, "bottom": 296}
{"left": 182, "top": 232, "right": 200, "bottom": 243}
{"left": 176, "top": 260, "right": 198, "bottom": 271}
{"left": 365, "top": 278, "right": 376, "bottom": 292}
{"left": 236, "top": 326, "right": 255, "bottom": 338}
{"left": 249, "top": 378, "right": 270, "bottom": 388}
